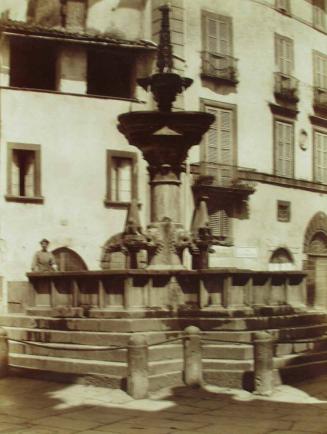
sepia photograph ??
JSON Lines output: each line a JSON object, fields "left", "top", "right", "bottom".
{"left": 0, "top": 0, "right": 327, "bottom": 433}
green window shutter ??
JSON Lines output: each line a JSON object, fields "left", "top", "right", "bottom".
{"left": 314, "top": 132, "right": 327, "bottom": 184}
{"left": 276, "top": 35, "right": 293, "bottom": 75}
{"left": 205, "top": 106, "right": 219, "bottom": 164}
{"left": 205, "top": 15, "right": 231, "bottom": 56}
{"left": 315, "top": 54, "right": 327, "bottom": 89}
{"left": 209, "top": 208, "right": 230, "bottom": 238}
{"left": 313, "top": 0, "right": 326, "bottom": 29}
{"left": 275, "top": 121, "right": 294, "bottom": 178}
{"left": 204, "top": 105, "right": 234, "bottom": 184}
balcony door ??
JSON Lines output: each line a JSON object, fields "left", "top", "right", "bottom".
{"left": 203, "top": 103, "right": 235, "bottom": 186}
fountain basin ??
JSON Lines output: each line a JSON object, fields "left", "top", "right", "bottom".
{"left": 118, "top": 111, "right": 215, "bottom": 160}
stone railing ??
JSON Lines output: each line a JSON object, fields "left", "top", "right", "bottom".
{"left": 26, "top": 269, "right": 307, "bottom": 316}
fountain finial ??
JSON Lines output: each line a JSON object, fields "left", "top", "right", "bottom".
{"left": 137, "top": 3, "right": 192, "bottom": 112}
{"left": 157, "top": 4, "right": 173, "bottom": 73}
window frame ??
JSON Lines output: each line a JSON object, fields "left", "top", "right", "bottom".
{"left": 312, "top": 0, "right": 326, "bottom": 31}
{"left": 277, "top": 200, "right": 291, "bottom": 222}
{"left": 313, "top": 50, "right": 327, "bottom": 90}
{"left": 201, "top": 10, "right": 233, "bottom": 57}
{"left": 105, "top": 150, "right": 138, "bottom": 208}
{"left": 9, "top": 37, "right": 57, "bottom": 91}
{"left": 313, "top": 126, "right": 327, "bottom": 184}
{"left": 200, "top": 98, "right": 237, "bottom": 170}
{"left": 6, "top": 142, "right": 43, "bottom": 203}
{"left": 273, "top": 116, "right": 295, "bottom": 179}
{"left": 274, "top": 33, "right": 294, "bottom": 76}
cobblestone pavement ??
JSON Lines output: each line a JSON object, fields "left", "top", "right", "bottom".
{"left": 1, "top": 375, "right": 327, "bottom": 434}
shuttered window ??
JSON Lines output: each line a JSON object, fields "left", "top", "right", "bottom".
{"left": 202, "top": 12, "right": 232, "bottom": 75}
{"left": 314, "top": 131, "right": 327, "bottom": 184}
{"left": 204, "top": 105, "right": 234, "bottom": 185}
{"left": 274, "top": 121, "right": 294, "bottom": 178}
{"left": 203, "top": 13, "right": 232, "bottom": 56}
{"left": 275, "top": 34, "right": 293, "bottom": 75}
{"left": 275, "top": 0, "right": 291, "bottom": 13}
{"left": 209, "top": 208, "right": 230, "bottom": 239}
{"left": 313, "top": 0, "right": 326, "bottom": 30}
{"left": 314, "top": 52, "right": 327, "bottom": 90}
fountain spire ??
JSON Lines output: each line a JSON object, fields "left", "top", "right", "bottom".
{"left": 156, "top": 4, "right": 174, "bottom": 73}
{"left": 117, "top": 5, "right": 215, "bottom": 270}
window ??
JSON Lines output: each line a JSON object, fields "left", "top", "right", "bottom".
{"left": 275, "top": 0, "right": 291, "bottom": 14}
{"left": 87, "top": 49, "right": 135, "bottom": 98}
{"left": 6, "top": 143, "right": 42, "bottom": 202}
{"left": 106, "top": 150, "right": 137, "bottom": 206}
{"left": 201, "top": 101, "right": 236, "bottom": 186}
{"left": 209, "top": 208, "right": 229, "bottom": 238}
{"left": 9, "top": 38, "right": 56, "bottom": 90}
{"left": 313, "top": 51, "right": 327, "bottom": 90}
{"left": 274, "top": 120, "right": 294, "bottom": 178}
{"left": 313, "top": 0, "right": 326, "bottom": 31}
{"left": 277, "top": 200, "right": 291, "bottom": 222}
{"left": 275, "top": 34, "right": 293, "bottom": 76}
{"left": 201, "top": 11, "right": 237, "bottom": 83}
{"left": 313, "top": 130, "right": 327, "bottom": 183}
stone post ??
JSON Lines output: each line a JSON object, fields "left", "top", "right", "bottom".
{"left": 127, "top": 334, "right": 149, "bottom": 399}
{"left": 253, "top": 331, "right": 274, "bottom": 396}
{"left": 0, "top": 328, "right": 8, "bottom": 378}
{"left": 184, "top": 326, "right": 202, "bottom": 387}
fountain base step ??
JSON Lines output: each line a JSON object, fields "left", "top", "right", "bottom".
{"left": 1, "top": 309, "right": 327, "bottom": 391}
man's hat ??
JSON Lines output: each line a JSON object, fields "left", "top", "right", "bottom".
{"left": 40, "top": 239, "right": 50, "bottom": 244}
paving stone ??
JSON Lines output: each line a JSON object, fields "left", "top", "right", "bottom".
{"left": 5, "top": 428, "right": 75, "bottom": 434}
{"left": 31, "top": 416, "right": 102, "bottom": 431}
{"left": 292, "top": 421, "right": 327, "bottom": 433}
{"left": 96, "top": 424, "right": 172, "bottom": 434}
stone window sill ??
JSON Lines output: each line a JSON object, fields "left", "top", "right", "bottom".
{"left": 5, "top": 195, "right": 44, "bottom": 204}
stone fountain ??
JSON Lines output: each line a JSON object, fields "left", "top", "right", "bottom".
{"left": 3, "top": 5, "right": 315, "bottom": 394}
{"left": 116, "top": 4, "right": 215, "bottom": 271}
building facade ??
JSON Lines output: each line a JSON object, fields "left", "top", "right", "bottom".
{"left": 0, "top": 0, "right": 326, "bottom": 313}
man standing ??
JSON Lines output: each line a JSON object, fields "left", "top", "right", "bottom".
{"left": 31, "top": 239, "right": 57, "bottom": 272}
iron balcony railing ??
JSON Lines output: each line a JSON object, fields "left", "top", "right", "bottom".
{"left": 274, "top": 72, "right": 299, "bottom": 103}
{"left": 313, "top": 87, "right": 327, "bottom": 110}
{"left": 201, "top": 51, "right": 238, "bottom": 84}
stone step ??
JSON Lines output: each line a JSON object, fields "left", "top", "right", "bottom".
{"left": 203, "top": 369, "right": 253, "bottom": 390}
{"left": 203, "top": 359, "right": 253, "bottom": 370}
{"left": 203, "top": 344, "right": 253, "bottom": 360}
{"left": 279, "top": 359, "right": 327, "bottom": 384}
{"left": 2, "top": 311, "right": 325, "bottom": 332}
{"left": 9, "top": 354, "right": 127, "bottom": 377}
{"left": 275, "top": 336, "right": 327, "bottom": 356}
{"left": 4, "top": 327, "right": 184, "bottom": 346}
{"left": 9, "top": 341, "right": 186, "bottom": 363}
{"left": 4, "top": 322, "right": 326, "bottom": 349}
{"left": 149, "top": 371, "right": 184, "bottom": 392}
{"left": 9, "top": 339, "right": 255, "bottom": 363}
{"left": 9, "top": 353, "right": 184, "bottom": 378}
{"left": 149, "top": 359, "right": 183, "bottom": 376}
{"left": 275, "top": 349, "right": 327, "bottom": 369}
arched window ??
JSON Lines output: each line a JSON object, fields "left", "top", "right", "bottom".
{"left": 52, "top": 247, "right": 88, "bottom": 271}
{"left": 269, "top": 248, "right": 294, "bottom": 271}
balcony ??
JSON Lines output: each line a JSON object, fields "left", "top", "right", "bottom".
{"left": 201, "top": 51, "right": 238, "bottom": 85}
{"left": 313, "top": 87, "right": 327, "bottom": 113}
{"left": 192, "top": 162, "right": 255, "bottom": 199}
{"left": 274, "top": 73, "right": 299, "bottom": 104}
